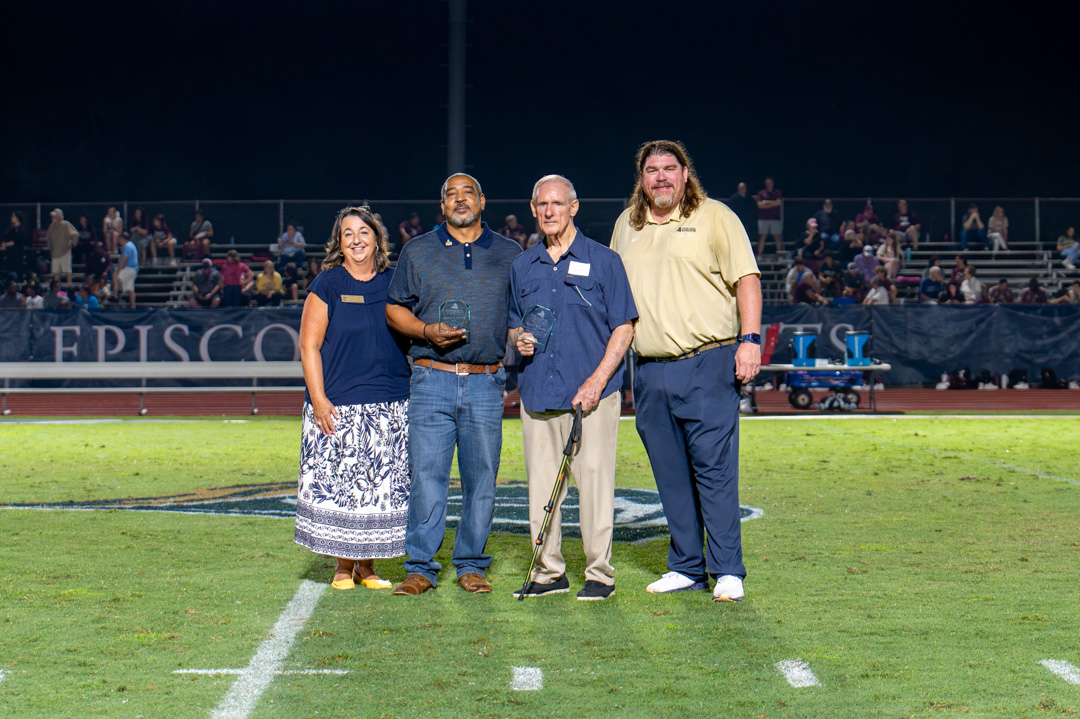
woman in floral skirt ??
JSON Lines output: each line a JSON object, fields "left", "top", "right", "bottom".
{"left": 295, "top": 206, "right": 411, "bottom": 590}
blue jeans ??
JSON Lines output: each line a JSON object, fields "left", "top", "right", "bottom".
{"left": 403, "top": 364, "right": 505, "bottom": 586}
{"left": 1061, "top": 245, "right": 1080, "bottom": 264}
{"left": 960, "top": 227, "right": 986, "bottom": 250}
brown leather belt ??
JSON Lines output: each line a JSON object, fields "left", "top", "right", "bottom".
{"left": 414, "top": 358, "right": 502, "bottom": 375}
{"left": 638, "top": 338, "right": 737, "bottom": 364}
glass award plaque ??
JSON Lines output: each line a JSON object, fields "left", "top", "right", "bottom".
{"left": 439, "top": 299, "right": 471, "bottom": 341}
{"left": 521, "top": 305, "right": 557, "bottom": 350}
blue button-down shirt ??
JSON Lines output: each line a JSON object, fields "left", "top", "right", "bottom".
{"left": 508, "top": 230, "right": 638, "bottom": 412}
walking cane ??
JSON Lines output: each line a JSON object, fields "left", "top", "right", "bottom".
{"left": 517, "top": 404, "right": 583, "bottom": 601}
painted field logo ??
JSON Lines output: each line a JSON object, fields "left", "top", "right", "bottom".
{"left": 5, "top": 481, "right": 762, "bottom": 543}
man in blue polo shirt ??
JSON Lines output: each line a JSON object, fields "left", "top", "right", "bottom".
{"left": 387, "top": 173, "right": 521, "bottom": 596}
{"left": 509, "top": 175, "right": 637, "bottom": 602}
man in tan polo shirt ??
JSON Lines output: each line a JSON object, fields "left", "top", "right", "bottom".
{"left": 46, "top": 208, "right": 79, "bottom": 286}
{"left": 611, "top": 140, "right": 762, "bottom": 602}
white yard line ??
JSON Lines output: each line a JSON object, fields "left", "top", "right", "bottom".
{"left": 1040, "top": 659, "right": 1080, "bottom": 684}
{"left": 174, "top": 669, "right": 348, "bottom": 676}
{"left": 210, "top": 580, "right": 326, "bottom": 719}
{"left": 511, "top": 666, "right": 543, "bottom": 691}
{"left": 775, "top": 659, "right": 821, "bottom": 688}
{"left": 0, "top": 668, "right": 6, "bottom": 683}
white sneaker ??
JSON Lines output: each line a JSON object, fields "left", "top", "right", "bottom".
{"left": 1015, "top": 382, "right": 1030, "bottom": 390}
{"left": 1069, "top": 381, "right": 1080, "bottom": 390}
{"left": 646, "top": 571, "right": 708, "bottom": 594}
{"left": 713, "top": 575, "right": 745, "bottom": 602}
{"left": 1065, "top": 259, "right": 1076, "bottom": 270}
{"left": 935, "top": 382, "right": 949, "bottom": 390}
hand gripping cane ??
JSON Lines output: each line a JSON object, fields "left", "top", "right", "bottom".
{"left": 517, "top": 404, "right": 583, "bottom": 601}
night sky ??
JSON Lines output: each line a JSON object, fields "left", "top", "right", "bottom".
{"left": 5, "top": 1, "right": 1075, "bottom": 204}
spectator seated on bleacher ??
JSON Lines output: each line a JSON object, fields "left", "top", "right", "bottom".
{"left": 919, "top": 267, "right": 945, "bottom": 303}
{"left": 102, "top": 207, "right": 123, "bottom": 253}
{"left": 839, "top": 228, "right": 864, "bottom": 263}
{"left": 398, "top": 212, "right": 423, "bottom": 248}
{"left": 989, "top": 278, "right": 1014, "bottom": 304}
{"left": 281, "top": 261, "right": 301, "bottom": 301}
{"left": 793, "top": 273, "right": 831, "bottom": 305}
{"left": 251, "top": 260, "right": 284, "bottom": 307}
{"left": 785, "top": 255, "right": 814, "bottom": 302}
{"left": 277, "top": 222, "right": 306, "bottom": 270}
{"left": 812, "top": 199, "right": 841, "bottom": 249}
{"left": 939, "top": 280, "right": 963, "bottom": 305}
{"left": 796, "top": 219, "right": 826, "bottom": 261}
{"left": 189, "top": 258, "right": 223, "bottom": 308}
{"left": 872, "top": 265, "right": 898, "bottom": 304}
{"left": 150, "top": 214, "right": 178, "bottom": 265}
{"left": 1020, "top": 277, "right": 1047, "bottom": 305}
{"left": 891, "top": 200, "right": 922, "bottom": 251}
{"left": 855, "top": 244, "right": 880, "bottom": 281}
{"left": 987, "top": 206, "right": 1009, "bottom": 257}
{"left": 960, "top": 265, "right": 985, "bottom": 304}
{"left": 817, "top": 253, "right": 842, "bottom": 297}
{"left": 84, "top": 241, "right": 112, "bottom": 284}
{"left": 0, "top": 279, "right": 25, "bottom": 308}
{"left": 220, "top": 249, "right": 251, "bottom": 307}
{"left": 950, "top": 255, "right": 968, "bottom": 282}
{"left": 876, "top": 232, "right": 902, "bottom": 279}
{"left": 1058, "top": 227, "right": 1078, "bottom": 270}
{"left": 73, "top": 283, "right": 99, "bottom": 310}
{"left": 86, "top": 273, "right": 111, "bottom": 303}
{"left": 1050, "top": 280, "right": 1080, "bottom": 305}
{"left": 863, "top": 276, "right": 890, "bottom": 305}
{"left": 42, "top": 279, "right": 69, "bottom": 310}
{"left": 842, "top": 262, "right": 867, "bottom": 303}
{"left": 23, "top": 282, "right": 43, "bottom": 308}
{"left": 188, "top": 210, "right": 214, "bottom": 257}
{"left": 302, "top": 258, "right": 321, "bottom": 290}
{"left": 959, "top": 204, "right": 986, "bottom": 251}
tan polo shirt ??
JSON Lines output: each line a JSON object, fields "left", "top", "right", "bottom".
{"left": 612, "top": 197, "right": 759, "bottom": 358}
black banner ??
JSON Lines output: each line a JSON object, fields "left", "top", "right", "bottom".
{"left": 1, "top": 306, "right": 1078, "bottom": 385}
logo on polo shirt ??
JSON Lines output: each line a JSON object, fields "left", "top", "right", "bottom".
{"left": 675, "top": 227, "right": 697, "bottom": 233}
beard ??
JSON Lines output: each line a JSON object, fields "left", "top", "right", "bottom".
{"left": 447, "top": 208, "right": 478, "bottom": 228}
{"left": 647, "top": 185, "right": 678, "bottom": 210}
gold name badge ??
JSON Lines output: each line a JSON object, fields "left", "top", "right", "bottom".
{"left": 341, "top": 295, "right": 365, "bottom": 304}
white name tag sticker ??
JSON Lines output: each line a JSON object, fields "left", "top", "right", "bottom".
{"left": 568, "top": 261, "right": 591, "bottom": 277}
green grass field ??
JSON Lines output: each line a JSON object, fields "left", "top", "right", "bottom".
{"left": 2, "top": 416, "right": 1079, "bottom": 718}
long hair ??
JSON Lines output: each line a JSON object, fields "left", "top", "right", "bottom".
{"left": 323, "top": 206, "right": 390, "bottom": 273}
{"left": 627, "top": 140, "right": 707, "bottom": 231}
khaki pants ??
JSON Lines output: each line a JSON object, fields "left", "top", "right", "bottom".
{"left": 521, "top": 391, "right": 620, "bottom": 585}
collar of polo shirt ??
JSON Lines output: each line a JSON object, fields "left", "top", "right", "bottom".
{"left": 527, "top": 229, "right": 587, "bottom": 264}
{"left": 436, "top": 220, "right": 496, "bottom": 249}
{"left": 645, "top": 207, "right": 686, "bottom": 225}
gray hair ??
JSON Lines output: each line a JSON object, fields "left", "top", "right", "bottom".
{"left": 440, "top": 173, "right": 483, "bottom": 201}
{"left": 531, "top": 174, "right": 577, "bottom": 204}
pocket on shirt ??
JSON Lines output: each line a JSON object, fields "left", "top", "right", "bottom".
{"left": 668, "top": 233, "right": 700, "bottom": 260}
{"left": 564, "top": 275, "right": 595, "bottom": 308}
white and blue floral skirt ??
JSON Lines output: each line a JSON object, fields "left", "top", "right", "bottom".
{"left": 294, "top": 399, "right": 410, "bottom": 559}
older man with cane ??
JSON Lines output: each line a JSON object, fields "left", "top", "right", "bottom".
{"left": 509, "top": 175, "right": 636, "bottom": 601}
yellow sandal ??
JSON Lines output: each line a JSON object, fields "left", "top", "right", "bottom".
{"left": 354, "top": 568, "right": 392, "bottom": 590}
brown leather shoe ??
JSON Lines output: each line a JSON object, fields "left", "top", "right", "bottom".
{"left": 392, "top": 574, "right": 434, "bottom": 596}
{"left": 458, "top": 573, "right": 492, "bottom": 593}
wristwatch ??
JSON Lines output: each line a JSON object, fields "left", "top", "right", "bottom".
{"left": 738, "top": 333, "right": 761, "bottom": 345}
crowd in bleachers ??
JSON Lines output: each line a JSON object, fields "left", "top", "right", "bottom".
{"left": 3, "top": 196, "right": 1079, "bottom": 309}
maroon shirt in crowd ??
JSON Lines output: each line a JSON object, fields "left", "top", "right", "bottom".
{"left": 756, "top": 188, "right": 783, "bottom": 220}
